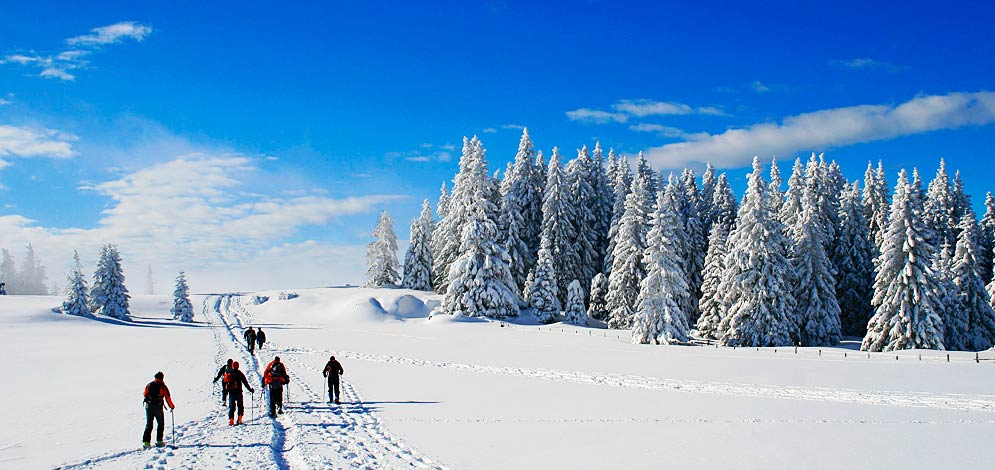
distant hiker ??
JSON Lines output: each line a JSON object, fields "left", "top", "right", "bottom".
{"left": 322, "top": 355, "right": 345, "bottom": 404}
{"left": 0, "top": 282, "right": 6, "bottom": 295}
{"left": 263, "top": 356, "right": 290, "bottom": 417}
{"left": 256, "top": 328, "right": 266, "bottom": 350}
{"left": 244, "top": 327, "right": 257, "bottom": 354}
{"left": 142, "top": 371, "right": 175, "bottom": 449}
{"left": 225, "top": 361, "right": 255, "bottom": 426}
{"left": 212, "top": 358, "right": 234, "bottom": 405}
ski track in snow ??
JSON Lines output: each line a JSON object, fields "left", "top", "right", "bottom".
{"left": 275, "top": 346, "right": 995, "bottom": 414}
{"left": 55, "top": 294, "right": 445, "bottom": 470}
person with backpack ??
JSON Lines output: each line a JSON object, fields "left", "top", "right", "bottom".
{"left": 256, "top": 328, "right": 266, "bottom": 350}
{"left": 212, "top": 358, "right": 234, "bottom": 405}
{"left": 224, "top": 361, "right": 255, "bottom": 426}
{"left": 263, "top": 356, "right": 290, "bottom": 417}
{"left": 322, "top": 356, "right": 345, "bottom": 404}
{"left": 244, "top": 327, "right": 256, "bottom": 354}
{"left": 142, "top": 371, "right": 176, "bottom": 449}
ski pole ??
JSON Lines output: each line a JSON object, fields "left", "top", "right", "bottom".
{"left": 170, "top": 408, "right": 176, "bottom": 449}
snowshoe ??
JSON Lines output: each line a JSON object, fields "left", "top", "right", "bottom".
{"left": 142, "top": 442, "right": 151, "bottom": 450}
{"left": 155, "top": 441, "right": 165, "bottom": 448}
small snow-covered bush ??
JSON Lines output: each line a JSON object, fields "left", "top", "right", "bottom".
{"left": 251, "top": 295, "right": 269, "bottom": 305}
{"left": 278, "top": 292, "right": 299, "bottom": 300}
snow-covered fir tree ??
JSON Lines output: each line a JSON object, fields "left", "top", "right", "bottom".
{"left": 541, "top": 147, "right": 580, "bottom": 304}
{"left": 790, "top": 170, "right": 842, "bottom": 346}
{"left": 170, "top": 271, "right": 194, "bottom": 323}
{"left": 924, "top": 159, "right": 955, "bottom": 257}
{"left": 586, "top": 272, "right": 609, "bottom": 321}
{"left": 820, "top": 158, "right": 846, "bottom": 247}
{"left": 17, "top": 244, "right": 48, "bottom": 295}
{"left": 522, "top": 268, "right": 535, "bottom": 304}
{"left": 717, "top": 157, "right": 796, "bottom": 347}
{"left": 566, "top": 146, "right": 599, "bottom": 294}
{"left": 604, "top": 150, "right": 631, "bottom": 274}
{"left": 699, "top": 162, "right": 718, "bottom": 236}
{"left": 632, "top": 190, "right": 690, "bottom": 345}
{"left": 862, "top": 170, "right": 945, "bottom": 351}
{"left": 833, "top": 182, "right": 875, "bottom": 337}
{"left": 90, "top": 244, "right": 130, "bottom": 321}
{"left": 432, "top": 138, "right": 478, "bottom": 292}
{"left": 437, "top": 182, "right": 450, "bottom": 219}
{"left": 953, "top": 216, "right": 995, "bottom": 351}
{"left": 696, "top": 223, "right": 730, "bottom": 339}
{"left": 529, "top": 247, "right": 561, "bottom": 323}
{"left": 61, "top": 250, "right": 92, "bottom": 318}
{"left": 497, "top": 128, "right": 542, "bottom": 291}
{"left": 951, "top": 171, "right": 973, "bottom": 241}
{"left": 711, "top": 173, "right": 738, "bottom": 231}
{"left": 679, "top": 169, "right": 705, "bottom": 323}
{"left": 979, "top": 192, "right": 995, "bottom": 285}
{"left": 933, "top": 239, "right": 960, "bottom": 349}
{"left": 863, "top": 161, "right": 891, "bottom": 251}
{"left": 563, "top": 280, "right": 587, "bottom": 326}
{"left": 402, "top": 200, "right": 435, "bottom": 290}
{"left": 590, "top": 143, "right": 615, "bottom": 281}
{"left": 779, "top": 158, "right": 805, "bottom": 232}
{"left": 605, "top": 172, "right": 651, "bottom": 330}
{"left": 364, "top": 209, "right": 401, "bottom": 288}
{"left": 144, "top": 266, "right": 155, "bottom": 295}
{"left": 1, "top": 248, "right": 17, "bottom": 294}
{"left": 768, "top": 158, "right": 784, "bottom": 214}
{"left": 441, "top": 138, "right": 520, "bottom": 319}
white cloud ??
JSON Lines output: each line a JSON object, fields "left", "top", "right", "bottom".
{"left": 66, "top": 21, "right": 152, "bottom": 47}
{"left": 566, "top": 108, "right": 629, "bottom": 124}
{"left": 629, "top": 123, "right": 708, "bottom": 140}
{"left": 482, "top": 128, "right": 497, "bottom": 134}
{"left": 501, "top": 124, "right": 526, "bottom": 130}
{"left": 3, "top": 21, "right": 152, "bottom": 81}
{"left": 751, "top": 81, "right": 770, "bottom": 93}
{"left": 0, "top": 125, "right": 77, "bottom": 159}
{"left": 568, "top": 100, "right": 728, "bottom": 124}
{"left": 644, "top": 91, "right": 995, "bottom": 170}
{"left": 829, "top": 58, "right": 907, "bottom": 72}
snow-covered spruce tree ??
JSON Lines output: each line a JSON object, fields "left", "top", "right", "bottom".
{"left": 790, "top": 170, "right": 842, "bottom": 346}
{"left": 634, "top": 151, "right": 657, "bottom": 197}
{"left": 591, "top": 143, "right": 614, "bottom": 280}
{"left": 566, "top": 146, "right": 599, "bottom": 295}
{"left": 979, "top": 192, "right": 995, "bottom": 285}
{"left": 144, "top": 266, "right": 155, "bottom": 295}
{"left": 91, "top": 244, "right": 131, "bottom": 321}
{"left": 605, "top": 173, "right": 651, "bottom": 330}
{"left": 563, "top": 280, "right": 587, "bottom": 326}
{"left": 680, "top": 169, "right": 705, "bottom": 323}
{"left": 632, "top": 190, "right": 690, "bottom": 345}
{"left": 863, "top": 161, "right": 891, "bottom": 251}
{"left": 586, "top": 272, "right": 609, "bottom": 321}
{"left": 603, "top": 150, "right": 631, "bottom": 274}
{"left": 437, "top": 182, "right": 450, "bottom": 220}
{"left": 441, "top": 138, "right": 520, "bottom": 319}
{"left": 833, "top": 182, "right": 875, "bottom": 337}
{"left": 768, "top": 158, "right": 784, "bottom": 215}
{"left": 497, "top": 128, "right": 542, "bottom": 291}
{"left": 951, "top": 171, "right": 973, "bottom": 241}
{"left": 933, "top": 240, "right": 961, "bottom": 349}
{"left": 402, "top": 199, "right": 435, "bottom": 290}
{"left": 820, "top": 159, "right": 846, "bottom": 247}
{"left": 170, "top": 271, "right": 194, "bottom": 322}
{"left": 779, "top": 158, "right": 805, "bottom": 232}
{"left": 522, "top": 268, "right": 535, "bottom": 304}
{"left": 711, "top": 173, "right": 738, "bottom": 231}
{"left": 668, "top": 174, "right": 698, "bottom": 321}
{"left": 18, "top": 244, "right": 48, "bottom": 295}
{"left": 696, "top": 223, "right": 729, "bottom": 339}
{"left": 61, "top": 250, "right": 92, "bottom": 318}
{"left": 432, "top": 138, "right": 481, "bottom": 292}
{"left": 717, "top": 157, "right": 796, "bottom": 347}
{"left": 953, "top": 216, "right": 995, "bottom": 350}
{"left": 924, "top": 159, "right": 955, "bottom": 257}
{"left": 529, "top": 247, "right": 560, "bottom": 323}
{"left": 699, "top": 162, "right": 718, "bottom": 236}
{"left": 541, "top": 147, "right": 580, "bottom": 304}
{"left": 1, "top": 248, "right": 17, "bottom": 294}
{"left": 862, "top": 170, "right": 945, "bottom": 351}
{"left": 364, "top": 209, "right": 401, "bottom": 288}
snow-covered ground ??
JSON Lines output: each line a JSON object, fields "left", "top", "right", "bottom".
{"left": 3, "top": 288, "right": 994, "bottom": 469}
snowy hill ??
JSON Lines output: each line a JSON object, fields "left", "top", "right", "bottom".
{"left": 2, "top": 288, "right": 994, "bottom": 469}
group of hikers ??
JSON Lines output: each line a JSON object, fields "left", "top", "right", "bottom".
{"left": 243, "top": 326, "right": 266, "bottom": 353}
{"left": 141, "top": 326, "right": 345, "bottom": 449}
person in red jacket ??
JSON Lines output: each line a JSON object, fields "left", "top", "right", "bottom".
{"left": 263, "top": 356, "right": 290, "bottom": 417}
{"left": 225, "top": 361, "right": 255, "bottom": 425}
{"left": 142, "top": 371, "right": 175, "bottom": 448}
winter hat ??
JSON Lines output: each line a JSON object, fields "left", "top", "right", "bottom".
{"left": 274, "top": 356, "right": 281, "bottom": 362}
{"left": 227, "top": 358, "right": 233, "bottom": 365}
{"left": 233, "top": 361, "right": 240, "bottom": 369}
{"left": 154, "top": 371, "right": 164, "bottom": 380}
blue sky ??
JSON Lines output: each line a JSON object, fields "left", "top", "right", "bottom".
{"left": 1, "top": 1, "right": 994, "bottom": 291}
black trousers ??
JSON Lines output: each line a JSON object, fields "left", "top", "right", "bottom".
{"left": 221, "top": 384, "right": 228, "bottom": 404}
{"left": 327, "top": 380, "right": 340, "bottom": 402}
{"left": 228, "top": 391, "right": 244, "bottom": 419}
{"left": 143, "top": 403, "right": 165, "bottom": 443}
{"left": 268, "top": 383, "right": 284, "bottom": 416}
{"left": 247, "top": 340, "right": 255, "bottom": 353}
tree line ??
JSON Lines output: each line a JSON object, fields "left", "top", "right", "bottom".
{"left": 364, "top": 129, "right": 995, "bottom": 352}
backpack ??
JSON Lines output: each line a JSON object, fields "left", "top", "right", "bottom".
{"left": 145, "top": 381, "right": 164, "bottom": 406}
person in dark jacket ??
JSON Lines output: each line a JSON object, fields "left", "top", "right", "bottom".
{"left": 256, "top": 328, "right": 266, "bottom": 350}
{"left": 225, "top": 361, "right": 255, "bottom": 425}
{"left": 322, "top": 356, "right": 345, "bottom": 404}
{"left": 244, "top": 327, "right": 256, "bottom": 354}
{"left": 212, "top": 358, "right": 234, "bottom": 405}
{"left": 142, "top": 371, "right": 176, "bottom": 448}
{"left": 263, "top": 356, "right": 289, "bottom": 417}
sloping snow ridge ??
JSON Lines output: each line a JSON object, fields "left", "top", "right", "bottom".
{"left": 1, "top": 287, "right": 993, "bottom": 469}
